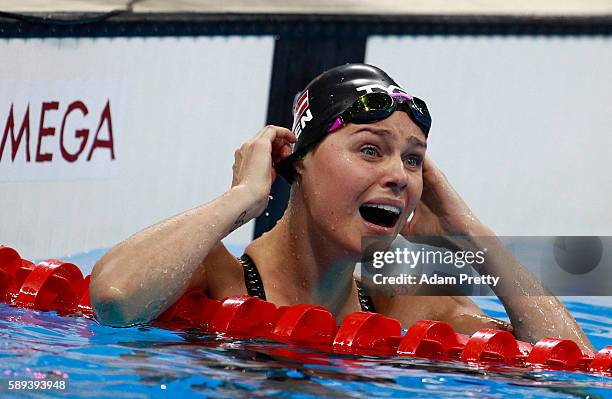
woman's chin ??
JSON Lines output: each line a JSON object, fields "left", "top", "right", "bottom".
{"left": 338, "top": 227, "right": 395, "bottom": 261}
{"left": 328, "top": 230, "right": 364, "bottom": 260}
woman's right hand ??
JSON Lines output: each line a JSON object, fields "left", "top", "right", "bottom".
{"left": 231, "top": 125, "right": 296, "bottom": 216}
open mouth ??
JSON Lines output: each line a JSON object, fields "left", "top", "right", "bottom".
{"left": 359, "top": 203, "right": 402, "bottom": 229}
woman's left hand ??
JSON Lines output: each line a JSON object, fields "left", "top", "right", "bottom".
{"left": 400, "top": 157, "right": 491, "bottom": 239}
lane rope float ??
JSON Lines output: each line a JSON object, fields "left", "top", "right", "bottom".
{"left": 1, "top": 245, "right": 611, "bottom": 374}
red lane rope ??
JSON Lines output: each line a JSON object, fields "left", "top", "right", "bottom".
{"left": 1, "top": 245, "right": 611, "bottom": 374}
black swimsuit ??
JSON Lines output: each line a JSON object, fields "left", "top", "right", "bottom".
{"left": 238, "top": 253, "right": 377, "bottom": 313}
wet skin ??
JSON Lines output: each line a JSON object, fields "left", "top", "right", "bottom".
{"left": 91, "top": 111, "right": 592, "bottom": 349}
{"left": 203, "top": 112, "right": 513, "bottom": 335}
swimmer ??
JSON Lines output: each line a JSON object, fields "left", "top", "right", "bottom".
{"left": 90, "top": 64, "right": 592, "bottom": 351}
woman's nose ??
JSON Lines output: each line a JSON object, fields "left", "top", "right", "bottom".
{"left": 382, "top": 155, "right": 409, "bottom": 194}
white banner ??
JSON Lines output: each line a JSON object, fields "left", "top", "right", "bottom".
{"left": 0, "top": 36, "right": 273, "bottom": 258}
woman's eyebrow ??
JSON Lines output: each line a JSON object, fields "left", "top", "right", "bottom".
{"left": 353, "top": 128, "right": 394, "bottom": 139}
{"left": 408, "top": 136, "right": 427, "bottom": 149}
{"left": 353, "top": 128, "right": 427, "bottom": 149}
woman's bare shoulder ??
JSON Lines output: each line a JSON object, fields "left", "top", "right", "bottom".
{"left": 377, "top": 295, "right": 512, "bottom": 335}
{"left": 194, "top": 242, "right": 249, "bottom": 299}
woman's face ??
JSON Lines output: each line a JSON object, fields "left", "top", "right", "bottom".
{"left": 297, "top": 111, "right": 427, "bottom": 255}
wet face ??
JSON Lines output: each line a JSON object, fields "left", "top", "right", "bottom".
{"left": 296, "top": 111, "right": 427, "bottom": 256}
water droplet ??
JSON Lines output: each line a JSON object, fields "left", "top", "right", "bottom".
{"left": 109, "top": 286, "right": 123, "bottom": 295}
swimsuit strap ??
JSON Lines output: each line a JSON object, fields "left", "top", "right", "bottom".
{"left": 238, "top": 253, "right": 377, "bottom": 313}
{"left": 355, "top": 280, "right": 377, "bottom": 313}
{"left": 239, "top": 253, "right": 267, "bottom": 301}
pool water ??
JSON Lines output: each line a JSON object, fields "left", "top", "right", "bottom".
{"left": 2, "top": 250, "right": 612, "bottom": 398}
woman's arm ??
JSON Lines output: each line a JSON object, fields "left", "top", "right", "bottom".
{"left": 90, "top": 126, "right": 295, "bottom": 326}
{"left": 401, "top": 157, "right": 593, "bottom": 351}
{"left": 452, "top": 228, "right": 594, "bottom": 351}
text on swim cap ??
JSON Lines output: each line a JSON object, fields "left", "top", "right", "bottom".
{"left": 356, "top": 84, "right": 408, "bottom": 95}
{"left": 292, "top": 90, "right": 313, "bottom": 139}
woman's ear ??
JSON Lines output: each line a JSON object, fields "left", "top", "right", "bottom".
{"left": 294, "top": 154, "right": 306, "bottom": 178}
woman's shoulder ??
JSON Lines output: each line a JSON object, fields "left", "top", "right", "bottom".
{"left": 380, "top": 295, "right": 511, "bottom": 335}
{"left": 202, "top": 242, "right": 249, "bottom": 299}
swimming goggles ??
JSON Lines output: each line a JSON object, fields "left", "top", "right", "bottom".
{"left": 327, "top": 92, "right": 431, "bottom": 136}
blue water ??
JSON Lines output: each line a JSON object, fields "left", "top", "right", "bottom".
{"left": 2, "top": 249, "right": 612, "bottom": 398}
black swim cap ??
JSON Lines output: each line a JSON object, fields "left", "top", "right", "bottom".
{"left": 277, "top": 63, "right": 430, "bottom": 183}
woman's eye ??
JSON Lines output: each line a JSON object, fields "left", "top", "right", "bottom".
{"left": 360, "top": 146, "right": 380, "bottom": 158}
{"left": 404, "top": 156, "right": 422, "bottom": 168}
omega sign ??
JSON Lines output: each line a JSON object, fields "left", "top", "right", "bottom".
{"left": 0, "top": 87, "right": 122, "bottom": 182}
{"left": 1, "top": 100, "right": 115, "bottom": 163}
